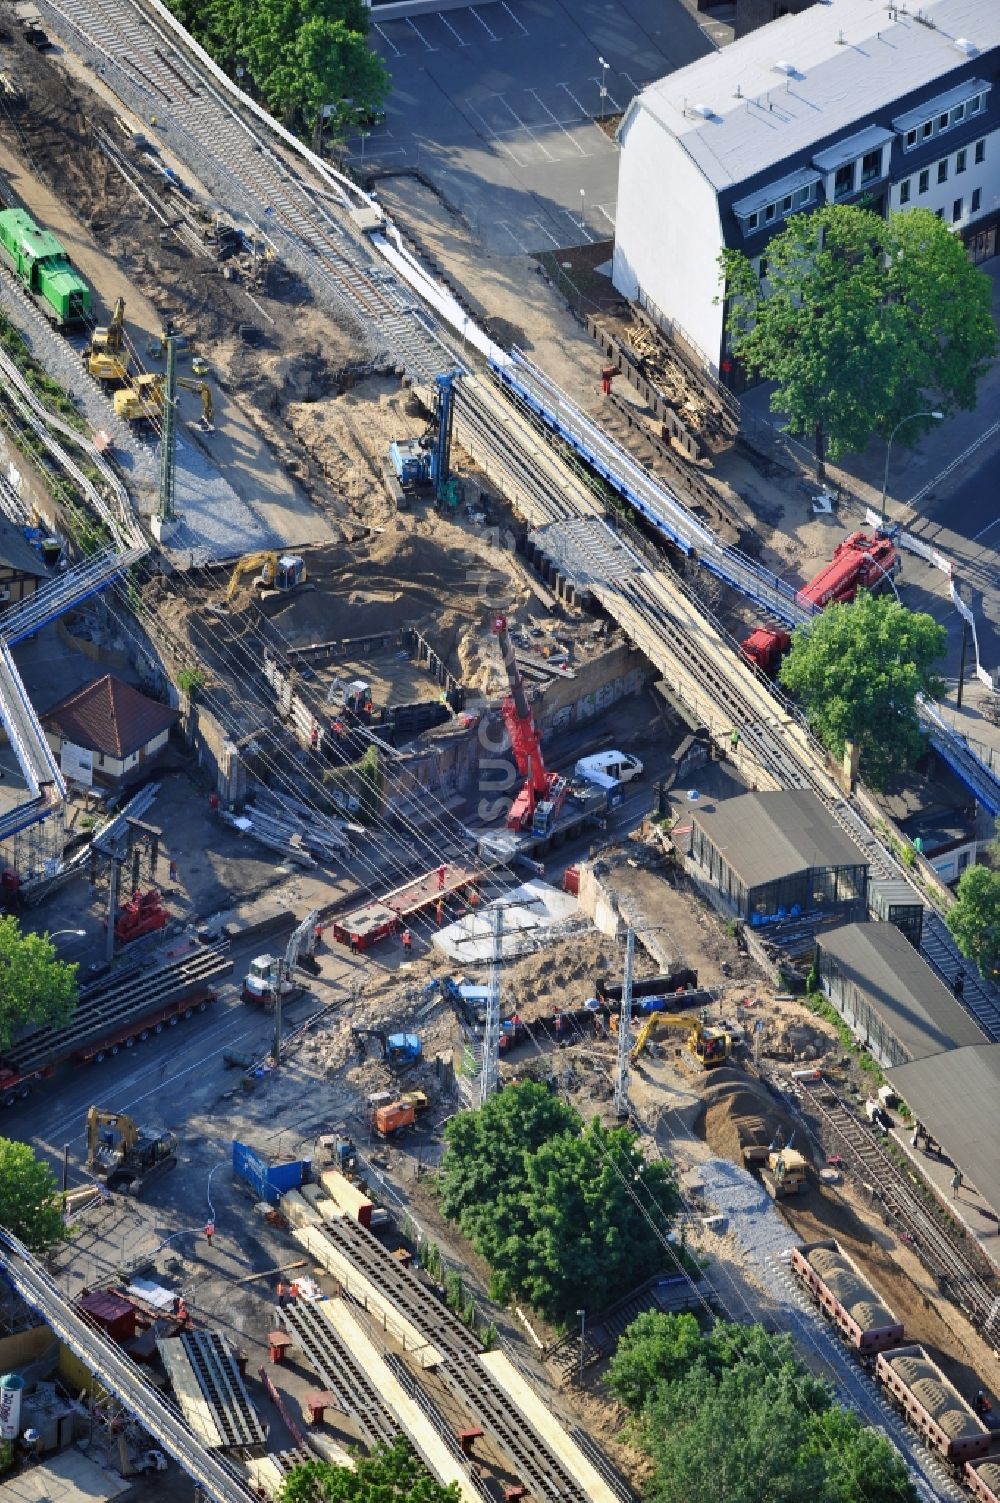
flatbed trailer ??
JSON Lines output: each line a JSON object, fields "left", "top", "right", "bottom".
{"left": 332, "top": 864, "right": 478, "bottom": 952}
{"left": 0, "top": 942, "right": 231, "bottom": 1104}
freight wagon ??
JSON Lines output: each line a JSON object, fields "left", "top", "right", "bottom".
{"left": 876, "top": 1345, "right": 995, "bottom": 1463}
{"left": 0, "top": 943, "right": 230, "bottom": 1105}
{"left": 967, "top": 1457, "right": 1000, "bottom": 1503}
{"left": 0, "top": 208, "right": 92, "bottom": 327}
{"left": 790, "top": 1241, "right": 904, "bottom": 1355}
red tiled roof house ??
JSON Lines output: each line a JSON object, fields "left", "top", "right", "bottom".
{"left": 42, "top": 674, "right": 179, "bottom": 787}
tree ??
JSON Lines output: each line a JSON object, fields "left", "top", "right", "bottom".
{"left": 0, "top": 917, "right": 78, "bottom": 1053}
{"left": 168, "top": 0, "right": 389, "bottom": 137}
{"left": 805, "top": 1405, "right": 916, "bottom": 1503}
{"left": 720, "top": 204, "right": 996, "bottom": 477}
{"left": 438, "top": 1083, "right": 680, "bottom": 1323}
{"left": 946, "top": 862, "right": 1000, "bottom": 976}
{"left": 609, "top": 1310, "right": 704, "bottom": 1411}
{"left": 280, "top": 1438, "right": 460, "bottom": 1503}
{"left": 778, "top": 592, "right": 946, "bottom": 789}
{"left": 0, "top": 1139, "right": 66, "bottom": 1250}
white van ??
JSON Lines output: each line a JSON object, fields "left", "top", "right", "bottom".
{"left": 575, "top": 751, "right": 643, "bottom": 785}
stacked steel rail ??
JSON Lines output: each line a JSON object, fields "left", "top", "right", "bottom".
{"left": 179, "top": 1331, "right": 267, "bottom": 1450}
{"left": 0, "top": 1230, "right": 256, "bottom": 1503}
{"left": 2, "top": 940, "right": 230, "bottom": 1080}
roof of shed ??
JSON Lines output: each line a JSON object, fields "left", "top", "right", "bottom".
{"left": 690, "top": 789, "right": 867, "bottom": 889}
{"left": 628, "top": 0, "right": 1000, "bottom": 191}
{"left": 42, "top": 674, "right": 178, "bottom": 759}
{"left": 0, "top": 516, "right": 45, "bottom": 578}
{"left": 818, "top": 922, "right": 985, "bottom": 1061}
{"left": 888, "top": 1044, "right": 1000, "bottom": 1225}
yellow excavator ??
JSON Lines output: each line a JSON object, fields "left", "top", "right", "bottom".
{"left": 613, "top": 1010, "right": 731, "bottom": 1068}
{"left": 114, "top": 372, "right": 214, "bottom": 427}
{"left": 86, "top": 1107, "right": 178, "bottom": 1194}
{"left": 225, "top": 551, "right": 309, "bottom": 603}
{"left": 86, "top": 297, "right": 130, "bottom": 382}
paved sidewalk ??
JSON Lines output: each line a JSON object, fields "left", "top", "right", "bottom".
{"left": 889, "top": 1122, "right": 1000, "bottom": 1276}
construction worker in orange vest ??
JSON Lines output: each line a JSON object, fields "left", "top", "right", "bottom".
{"left": 402, "top": 928, "right": 412, "bottom": 954}
{"left": 437, "top": 863, "right": 447, "bottom": 890}
{"left": 436, "top": 898, "right": 445, "bottom": 926}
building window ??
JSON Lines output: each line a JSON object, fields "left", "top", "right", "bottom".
{"left": 953, "top": 102, "right": 965, "bottom": 124}
{"left": 972, "top": 187, "right": 982, "bottom": 213}
{"left": 745, "top": 211, "right": 759, "bottom": 230}
{"left": 975, "top": 139, "right": 986, "bottom": 164}
{"left": 953, "top": 198, "right": 963, "bottom": 222}
{"left": 759, "top": 257, "right": 768, "bottom": 281}
{"left": 969, "top": 94, "right": 982, "bottom": 115}
{"left": 860, "top": 147, "right": 883, "bottom": 185}
{"left": 918, "top": 169, "right": 930, "bottom": 194}
{"left": 957, "top": 149, "right": 967, "bottom": 174}
{"left": 834, "top": 162, "right": 855, "bottom": 198}
{"left": 796, "top": 184, "right": 814, "bottom": 207}
{"left": 922, "top": 120, "right": 933, "bottom": 139}
{"left": 935, "top": 207, "right": 944, "bottom": 219}
{"left": 899, "top": 178, "right": 911, "bottom": 205}
{"left": 765, "top": 202, "right": 776, "bottom": 222}
{"left": 905, "top": 128, "right": 918, "bottom": 148}
{"left": 937, "top": 159, "right": 948, "bottom": 184}
{"left": 781, "top": 195, "right": 792, "bottom": 213}
{"left": 938, "top": 113, "right": 949, "bottom": 131}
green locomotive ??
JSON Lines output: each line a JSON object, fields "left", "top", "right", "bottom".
{"left": 0, "top": 208, "right": 92, "bottom": 327}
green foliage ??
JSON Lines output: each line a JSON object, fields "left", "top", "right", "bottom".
{"left": 616, "top": 1315, "right": 916, "bottom": 1503}
{"left": 946, "top": 862, "right": 1000, "bottom": 975}
{"left": 778, "top": 593, "right": 946, "bottom": 789}
{"left": 0, "top": 917, "right": 78, "bottom": 1052}
{"left": 177, "top": 667, "right": 205, "bottom": 701}
{"left": 279, "top": 1437, "right": 460, "bottom": 1503}
{"left": 167, "top": 0, "right": 389, "bottom": 137}
{"left": 720, "top": 204, "right": 996, "bottom": 472}
{"left": 438, "top": 1082, "right": 680, "bottom": 1323}
{"left": 356, "top": 745, "right": 383, "bottom": 824}
{"left": 0, "top": 1138, "right": 67, "bottom": 1251}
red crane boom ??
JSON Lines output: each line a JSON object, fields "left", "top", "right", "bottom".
{"left": 493, "top": 614, "right": 568, "bottom": 833}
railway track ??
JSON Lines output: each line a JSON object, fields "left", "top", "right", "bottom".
{"left": 0, "top": 1231, "right": 256, "bottom": 1503}
{"left": 791, "top": 1075, "right": 1000, "bottom": 1341}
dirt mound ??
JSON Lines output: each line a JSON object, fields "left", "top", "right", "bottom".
{"left": 698, "top": 1069, "right": 797, "bottom": 1166}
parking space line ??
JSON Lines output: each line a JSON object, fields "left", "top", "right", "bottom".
{"left": 406, "top": 16, "right": 437, "bottom": 51}
{"left": 565, "top": 209, "right": 595, "bottom": 244}
{"left": 496, "top": 92, "right": 557, "bottom": 161}
{"left": 597, "top": 203, "right": 617, "bottom": 227}
{"left": 498, "top": 220, "right": 530, "bottom": 252}
{"left": 465, "top": 101, "right": 526, "bottom": 164}
{"left": 469, "top": 7, "right": 500, "bottom": 40}
{"left": 437, "top": 13, "right": 469, "bottom": 46}
{"left": 500, "top": 0, "right": 529, "bottom": 35}
{"left": 527, "top": 88, "right": 588, "bottom": 156}
{"left": 374, "top": 22, "right": 402, "bottom": 56}
{"left": 530, "top": 217, "right": 561, "bottom": 248}
{"left": 559, "top": 82, "right": 590, "bottom": 119}
{"left": 594, "top": 79, "right": 624, "bottom": 113}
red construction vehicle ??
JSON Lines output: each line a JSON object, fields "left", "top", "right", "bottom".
{"left": 494, "top": 613, "right": 569, "bottom": 836}
{"left": 741, "top": 626, "right": 792, "bottom": 675}
{"left": 796, "top": 529, "right": 898, "bottom": 610}
{"left": 741, "top": 531, "right": 899, "bottom": 675}
{"left": 112, "top": 890, "right": 169, "bottom": 945}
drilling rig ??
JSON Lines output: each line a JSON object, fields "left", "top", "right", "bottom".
{"left": 493, "top": 613, "right": 568, "bottom": 836}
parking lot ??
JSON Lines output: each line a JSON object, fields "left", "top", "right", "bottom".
{"left": 349, "top": 0, "right": 713, "bottom": 253}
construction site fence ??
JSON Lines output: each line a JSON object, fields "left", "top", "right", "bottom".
{"left": 587, "top": 315, "right": 704, "bottom": 461}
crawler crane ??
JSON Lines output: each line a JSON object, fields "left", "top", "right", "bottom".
{"left": 494, "top": 613, "right": 568, "bottom": 835}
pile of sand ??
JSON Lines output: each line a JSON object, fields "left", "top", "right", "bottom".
{"left": 698, "top": 1067, "right": 797, "bottom": 1165}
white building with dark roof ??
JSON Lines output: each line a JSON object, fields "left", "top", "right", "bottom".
{"left": 611, "top": 0, "right": 1000, "bottom": 383}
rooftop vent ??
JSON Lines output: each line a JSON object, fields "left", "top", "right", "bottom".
{"left": 835, "top": 29, "right": 847, "bottom": 44}
{"left": 954, "top": 37, "right": 977, "bottom": 56}
{"left": 773, "top": 59, "right": 795, "bottom": 75}
{"left": 692, "top": 102, "right": 715, "bottom": 119}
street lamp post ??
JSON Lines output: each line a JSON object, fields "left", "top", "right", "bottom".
{"left": 579, "top": 187, "right": 586, "bottom": 231}
{"left": 577, "top": 1308, "right": 586, "bottom": 1383}
{"left": 598, "top": 56, "right": 609, "bottom": 120}
{"left": 879, "top": 410, "right": 944, "bottom": 529}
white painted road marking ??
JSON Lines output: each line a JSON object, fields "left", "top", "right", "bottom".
{"left": 501, "top": 0, "right": 529, "bottom": 36}
{"left": 373, "top": 22, "right": 401, "bottom": 56}
{"left": 469, "top": 7, "right": 499, "bottom": 41}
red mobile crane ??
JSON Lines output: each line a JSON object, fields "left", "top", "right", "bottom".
{"left": 742, "top": 531, "right": 899, "bottom": 674}
{"left": 494, "top": 614, "right": 569, "bottom": 835}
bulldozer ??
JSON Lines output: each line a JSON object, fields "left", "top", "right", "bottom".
{"left": 86, "top": 1107, "right": 178, "bottom": 1194}
{"left": 85, "top": 296, "right": 130, "bottom": 382}
{"left": 615, "top": 1011, "right": 731, "bottom": 1069}
{"left": 225, "top": 551, "right": 309, "bottom": 603}
{"left": 761, "top": 1136, "right": 809, "bottom": 1200}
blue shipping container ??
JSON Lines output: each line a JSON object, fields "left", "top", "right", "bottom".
{"left": 232, "top": 1140, "right": 308, "bottom": 1205}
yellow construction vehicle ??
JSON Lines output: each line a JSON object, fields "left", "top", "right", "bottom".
{"left": 761, "top": 1139, "right": 808, "bottom": 1200}
{"left": 86, "top": 297, "right": 130, "bottom": 382}
{"left": 615, "top": 1010, "right": 731, "bottom": 1069}
{"left": 86, "top": 1106, "right": 178, "bottom": 1194}
{"left": 177, "top": 377, "right": 213, "bottom": 430}
{"left": 114, "top": 372, "right": 164, "bottom": 422}
{"left": 226, "top": 551, "right": 308, "bottom": 603}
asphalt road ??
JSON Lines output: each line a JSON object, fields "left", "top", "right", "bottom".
{"left": 350, "top": 0, "right": 714, "bottom": 253}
